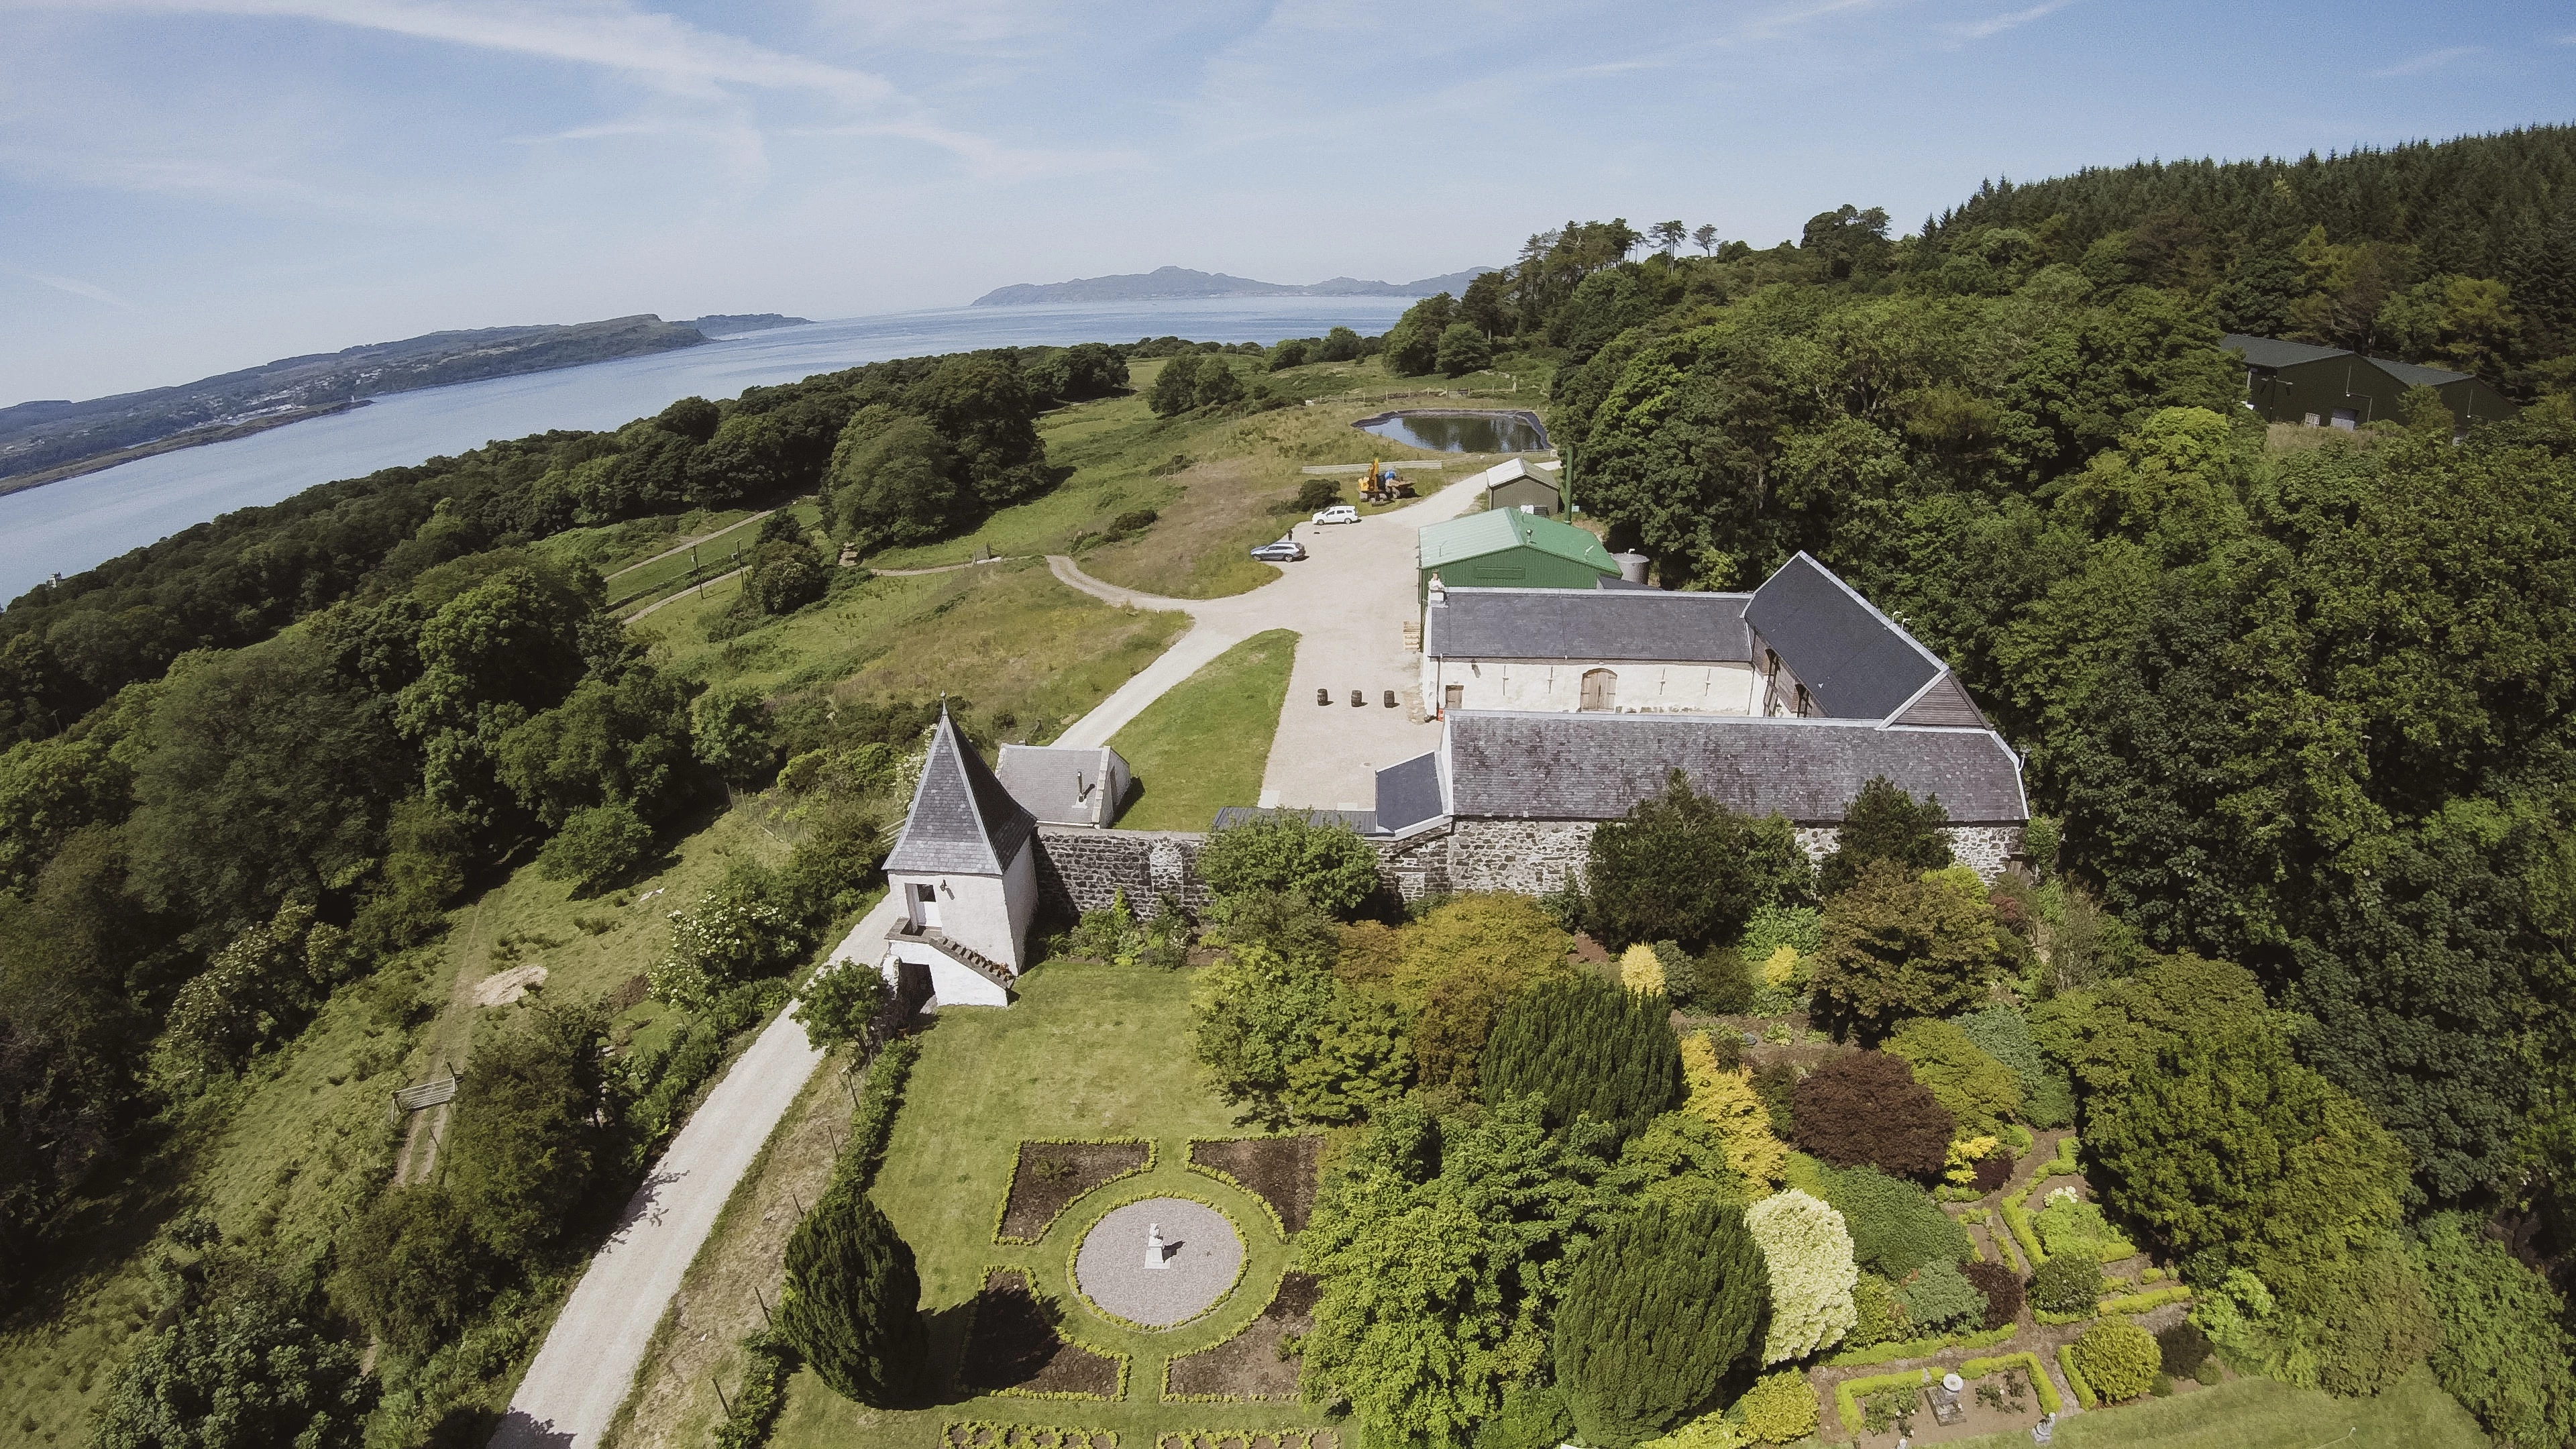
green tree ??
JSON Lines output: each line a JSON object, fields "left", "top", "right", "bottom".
{"left": 823, "top": 407, "right": 971, "bottom": 553}
{"left": 1817, "top": 777, "right": 1952, "bottom": 894}
{"left": 1299, "top": 1096, "right": 1611, "bottom": 1448}
{"left": 1318, "top": 325, "right": 1366, "bottom": 362}
{"left": 1193, "top": 357, "right": 1247, "bottom": 409}
{"left": 535, "top": 798, "right": 653, "bottom": 893}
{"left": 794, "top": 962, "right": 890, "bottom": 1054}
{"left": 691, "top": 682, "right": 775, "bottom": 784}
{"left": 2086, "top": 1022, "right": 2409, "bottom": 1293}
{"left": 1481, "top": 975, "right": 1681, "bottom": 1149}
{"left": 1383, "top": 294, "right": 1459, "bottom": 376}
{"left": 780, "top": 1185, "right": 925, "bottom": 1407}
{"left": 1191, "top": 939, "right": 1407, "bottom": 1126}
{"left": 1438, "top": 322, "right": 1494, "bottom": 377}
{"left": 442, "top": 1001, "right": 610, "bottom": 1263}
{"left": 328, "top": 1186, "right": 494, "bottom": 1358}
{"left": 1197, "top": 812, "right": 1381, "bottom": 917}
{"left": 2414, "top": 1213, "right": 2576, "bottom": 1448}
{"left": 1881, "top": 1017, "right": 2021, "bottom": 1136}
{"left": 1554, "top": 1197, "right": 1769, "bottom": 1446}
{"left": 745, "top": 535, "right": 828, "bottom": 615}
{"left": 1743, "top": 1187, "right": 1858, "bottom": 1363}
{"left": 1808, "top": 862, "right": 1998, "bottom": 1042}
{"left": 1383, "top": 894, "right": 1576, "bottom": 1093}
{"left": 1583, "top": 771, "right": 1813, "bottom": 951}
{"left": 1148, "top": 354, "right": 1206, "bottom": 416}
{"left": 1951, "top": 1004, "right": 2074, "bottom": 1129}
{"left": 495, "top": 664, "right": 692, "bottom": 826}
{"left": 781, "top": 804, "right": 883, "bottom": 926}
{"left": 99, "top": 1255, "right": 374, "bottom": 1449}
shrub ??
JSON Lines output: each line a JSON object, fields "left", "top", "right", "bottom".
{"left": 1962, "top": 1258, "right": 2023, "bottom": 1329}
{"left": 2034, "top": 1195, "right": 2136, "bottom": 1263}
{"left": 2029, "top": 1250, "right": 2103, "bottom": 1317}
{"left": 649, "top": 888, "right": 804, "bottom": 1010}
{"left": 443, "top": 1000, "right": 609, "bottom": 1263}
{"left": 535, "top": 798, "right": 654, "bottom": 892}
{"left": 690, "top": 683, "right": 776, "bottom": 783}
{"left": 1682, "top": 1033, "right": 1786, "bottom": 1186}
{"left": 1293, "top": 478, "right": 1342, "bottom": 511}
{"left": 1740, "top": 903, "right": 1822, "bottom": 963}
{"left": 745, "top": 537, "right": 827, "bottom": 614}
{"left": 1483, "top": 974, "right": 1682, "bottom": 1148}
{"left": 99, "top": 1256, "right": 375, "bottom": 1449}
{"left": 1819, "top": 1164, "right": 1971, "bottom": 1280}
{"left": 1148, "top": 353, "right": 1205, "bottom": 415}
{"left": 1684, "top": 945, "right": 1756, "bottom": 1013}
{"left": 1970, "top": 1144, "right": 2015, "bottom": 1193}
{"left": 1898, "top": 1258, "right": 1984, "bottom": 1333}
{"left": 1746, "top": 1188, "right": 1858, "bottom": 1362}
{"left": 1883, "top": 1018, "right": 2021, "bottom": 1135}
{"left": 1735, "top": 1368, "right": 1819, "bottom": 1443}
{"left": 1789, "top": 1051, "right": 1954, "bottom": 1179}
{"left": 1554, "top": 1196, "right": 1769, "bottom": 1446}
{"left": 2415, "top": 1212, "right": 2576, "bottom": 1448}
{"left": 2070, "top": 1320, "right": 2159, "bottom": 1402}
{"left": 2155, "top": 1322, "right": 2212, "bottom": 1381}
{"left": 1198, "top": 812, "right": 1380, "bottom": 917}
{"left": 1809, "top": 863, "right": 1998, "bottom": 1041}
{"left": 780, "top": 1185, "right": 925, "bottom": 1407}
{"left": 792, "top": 960, "right": 889, "bottom": 1053}
{"left": 1953, "top": 1004, "right": 2076, "bottom": 1129}
{"left": 780, "top": 804, "right": 882, "bottom": 926}
{"left": 329, "top": 1186, "right": 494, "bottom": 1358}
{"left": 1847, "top": 1271, "right": 1907, "bottom": 1348}
{"left": 1619, "top": 943, "right": 1666, "bottom": 994}
{"left": 1817, "top": 777, "right": 1951, "bottom": 894}
{"left": 1472, "top": 1381, "right": 1574, "bottom": 1449}
{"left": 1585, "top": 770, "right": 1813, "bottom": 952}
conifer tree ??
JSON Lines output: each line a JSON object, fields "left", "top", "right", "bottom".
{"left": 1552, "top": 1196, "right": 1770, "bottom": 1446}
{"left": 1817, "top": 777, "right": 1951, "bottom": 894}
{"left": 779, "top": 1186, "right": 925, "bottom": 1407}
{"left": 1481, "top": 974, "right": 1682, "bottom": 1148}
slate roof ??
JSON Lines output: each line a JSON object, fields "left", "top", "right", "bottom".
{"left": 883, "top": 708, "right": 1038, "bottom": 874}
{"left": 1210, "top": 806, "right": 1379, "bottom": 834}
{"left": 2222, "top": 333, "right": 2348, "bottom": 370}
{"left": 1444, "top": 710, "right": 2027, "bottom": 824}
{"left": 1375, "top": 751, "right": 1446, "bottom": 833}
{"left": 996, "top": 744, "right": 1126, "bottom": 828}
{"left": 1419, "top": 508, "right": 1620, "bottom": 576}
{"left": 1426, "top": 587, "right": 1754, "bottom": 662}
{"left": 1744, "top": 553, "right": 1945, "bottom": 720}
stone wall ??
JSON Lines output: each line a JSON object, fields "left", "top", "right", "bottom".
{"left": 1029, "top": 818, "right": 2027, "bottom": 920}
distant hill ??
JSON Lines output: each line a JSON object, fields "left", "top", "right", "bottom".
{"left": 687, "top": 314, "right": 811, "bottom": 336}
{"left": 970, "top": 264, "right": 1497, "bottom": 307}
{"left": 0, "top": 315, "right": 714, "bottom": 493}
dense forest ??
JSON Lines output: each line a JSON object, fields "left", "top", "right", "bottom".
{"left": 5, "top": 120, "right": 2576, "bottom": 1449}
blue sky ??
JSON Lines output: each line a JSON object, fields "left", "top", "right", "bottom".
{"left": 1, "top": 0, "right": 2571, "bottom": 402}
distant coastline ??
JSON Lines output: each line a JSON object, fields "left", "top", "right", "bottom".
{"left": 0, "top": 400, "right": 370, "bottom": 498}
{"left": 972, "top": 264, "right": 1495, "bottom": 307}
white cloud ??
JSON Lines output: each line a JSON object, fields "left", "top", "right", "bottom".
{"left": 1952, "top": 0, "right": 2076, "bottom": 42}
{"left": 0, "top": 258, "right": 138, "bottom": 308}
{"left": 2369, "top": 45, "right": 2479, "bottom": 78}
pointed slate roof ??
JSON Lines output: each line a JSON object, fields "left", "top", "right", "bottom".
{"left": 883, "top": 707, "right": 1038, "bottom": 875}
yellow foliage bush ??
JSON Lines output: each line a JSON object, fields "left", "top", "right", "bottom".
{"left": 1760, "top": 943, "right": 1805, "bottom": 988}
{"left": 1945, "top": 1134, "right": 2000, "bottom": 1186}
{"left": 1621, "top": 943, "right": 1667, "bottom": 994}
{"left": 1682, "top": 1033, "right": 1786, "bottom": 1185}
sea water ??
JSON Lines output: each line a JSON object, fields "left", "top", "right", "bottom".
{"left": 0, "top": 297, "right": 1417, "bottom": 602}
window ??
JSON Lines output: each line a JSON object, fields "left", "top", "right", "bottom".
{"left": 1443, "top": 683, "right": 1463, "bottom": 712}
{"left": 1580, "top": 669, "right": 1617, "bottom": 712}
{"left": 2330, "top": 408, "right": 2359, "bottom": 431}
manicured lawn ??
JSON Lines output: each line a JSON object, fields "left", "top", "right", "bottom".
{"left": 1111, "top": 629, "right": 1299, "bottom": 830}
{"left": 1941, "top": 1362, "right": 2484, "bottom": 1449}
{"left": 765, "top": 961, "right": 1360, "bottom": 1448}
{"left": 637, "top": 557, "right": 1188, "bottom": 743}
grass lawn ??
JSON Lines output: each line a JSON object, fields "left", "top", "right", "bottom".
{"left": 605, "top": 500, "right": 824, "bottom": 613}
{"left": 1942, "top": 1362, "right": 2484, "bottom": 1449}
{"left": 765, "top": 961, "right": 1362, "bottom": 1449}
{"left": 1110, "top": 629, "right": 1299, "bottom": 830}
{"left": 637, "top": 557, "right": 1188, "bottom": 743}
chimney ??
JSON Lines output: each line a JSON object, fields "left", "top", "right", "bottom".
{"left": 1613, "top": 551, "right": 1650, "bottom": 585}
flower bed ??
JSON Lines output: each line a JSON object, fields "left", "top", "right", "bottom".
{"left": 1152, "top": 1432, "right": 1341, "bottom": 1449}
{"left": 996, "top": 1138, "right": 1156, "bottom": 1244}
{"left": 1187, "top": 1136, "right": 1324, "bottom": 1234}
{"left": 1957, "top": 1352, "right": 2063, "bottom": 1415}
{"left": 1164, "top": 1272, "right": 1322, "bottom": 1402}
{"left": 959, "top": 1268, "right": 1129, "bottom": 1401}
{"left": 943, "top": 1425, "right": 1118, "bottom": 1449}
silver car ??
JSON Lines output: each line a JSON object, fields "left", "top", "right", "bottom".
{"left": 1249, "top": 537, "right": 1307, "bottom": 562}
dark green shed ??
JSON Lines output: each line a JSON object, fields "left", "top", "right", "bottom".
{"left": 2224, "top": 333, "right": 2518, "bottom": 432}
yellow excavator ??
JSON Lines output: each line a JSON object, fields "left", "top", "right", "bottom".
{"left": 1358, "top": 460, "right": 1414, "bottom": 504}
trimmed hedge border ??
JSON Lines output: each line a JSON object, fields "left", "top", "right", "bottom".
{"left": 942, "top": 1423, "right": 1119, "bottom": 1448}
{"left": 1064, "top": 1189, "right": 1252, "bottom": 1334}
{"left": 1834, "top": 1368, "right": 1931, "bottom": 1434}
{"left": 2000, "top": 1187, "right": 2046, "bottom": 1269}
{"left": 826, "top": 1034, "right": 919, "bottom": 1197}
{"left": 994, "top": 1138, "right": 1159, "bottom": 1246}
{"left": 1959, "top": 1351, "right": 2064, "bottom": 1415}
{"left": 1154, "top": 1423, "right": 1339, "bottom": 1433}
{"left": 2057, "top": 1342, "right": 2099, "bottom": 1408}
{"left": 963, "top": 1264, "right": 1132, "bottom": 1402}
{"left": 1824, "top": 1322, "right": 2015, "bottom": 1367}
{"left": 1182, "top": 1136, "right": 1322, "bottom": 1238}
{"left": 2045, "top": 1135, "right": 2082, "bottom": 1176}
{"left": 2099, "top": 1285, "right": 2191, "bottom": 1316}
{"left": 710, "top": 1328, "right": 795, "bottom": 1449}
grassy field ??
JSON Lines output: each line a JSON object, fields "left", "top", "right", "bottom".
{"left": 636, "top": 557, "right": 1188, "bottom": 743}
{"left": 767, "top": 961, "right": 1358, "bottom": 1449}
{"left": 1941, "top": 1362, "right": 2485, "bottom": 1449}
{"left": 861, "top": 352, "right": 1560, "bottom": 602}
{"left": 603, "top": 502, "right": 824, "bottom": 612}
{"left": 533, "top": 505, "right": 760, "bottom": 578}
{"left": 1110, "top": 629, "right": 1299, "bottom": 830}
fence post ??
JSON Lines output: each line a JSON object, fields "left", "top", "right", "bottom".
{"left": 710, "top": 1374, "right": 731, "bottom": 1418}
{"left": 755, "top": 1286, "right": 774, "bottom": 1330}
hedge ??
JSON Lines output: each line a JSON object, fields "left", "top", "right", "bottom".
{"left": 711, "top": 1328, "right": 795, "bottom": 1449}
{"left": 826, "top": 1034, "right": 920, "bottom": 1197}
{"left": 1959, "top": 1352, "right": 2064, "bottom": 1415}
{"left": 941, "top": 1424, "right": 1120, "bottom": 1448}
{"left": 1155, "top": 1433, "right": 1342, "bottom": 1449}
{"left": 1824, "top": 1322, "right": 2015, "bottom": 1366}
{"left": 2098, "top": 1285, "right": 2191, "bottom": 1316}
{"left": 991, "top": 1137, "right": 1156, "bottom": 1244}
{"left": 1999, "top": 1187, "right": 2045, "bottom": 1268}
{"left": 2057, "top": 1342, "right": 2098, "bottom": 1408}
{"left": 1834, "top": 1368, "right": 1932, "bottom": 1434}
{"left": 2043, "top": 1134, "right": 2080, "bottom": 1177}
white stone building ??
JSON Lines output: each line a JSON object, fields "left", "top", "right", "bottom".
{"left": 877, "top": 708, "right": 1040, "bottom": 1009}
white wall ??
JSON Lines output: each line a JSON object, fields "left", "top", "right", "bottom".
{"left": 884, "top": 866, "right": 1024, "bottom": 971}
{"left": 1423, "top": 657, "right": 1762, "bottom": 714}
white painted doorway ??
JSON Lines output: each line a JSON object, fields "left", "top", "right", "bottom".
{"left": 908, "top": 881, "right": 942, "bottom": 930}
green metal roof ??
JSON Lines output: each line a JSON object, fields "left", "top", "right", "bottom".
{"left": 1420, "top": 507, "right": 1619, "bottom": 574}
{"left": 2365, "top": 355, "right": 2474, "bottom": 388}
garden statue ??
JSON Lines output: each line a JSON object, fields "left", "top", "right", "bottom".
{"left": 2032, "top": 1410, "right": 2057, "bottom": 1444}
{"left": 1144, "top": 1221, "right": 1169, "bottom": 1269}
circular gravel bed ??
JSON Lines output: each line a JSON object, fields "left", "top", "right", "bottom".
{"left": 1073, "top": 1197, "right": 1245, "bottom": 1328}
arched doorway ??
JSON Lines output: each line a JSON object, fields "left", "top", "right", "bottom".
{"left": 1579, "top": 668, "right": 1617, "bottom": 712}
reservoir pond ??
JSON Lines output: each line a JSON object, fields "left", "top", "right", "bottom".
{"left": 1354, "top": 410, "right": 1548, "bottom": 454}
